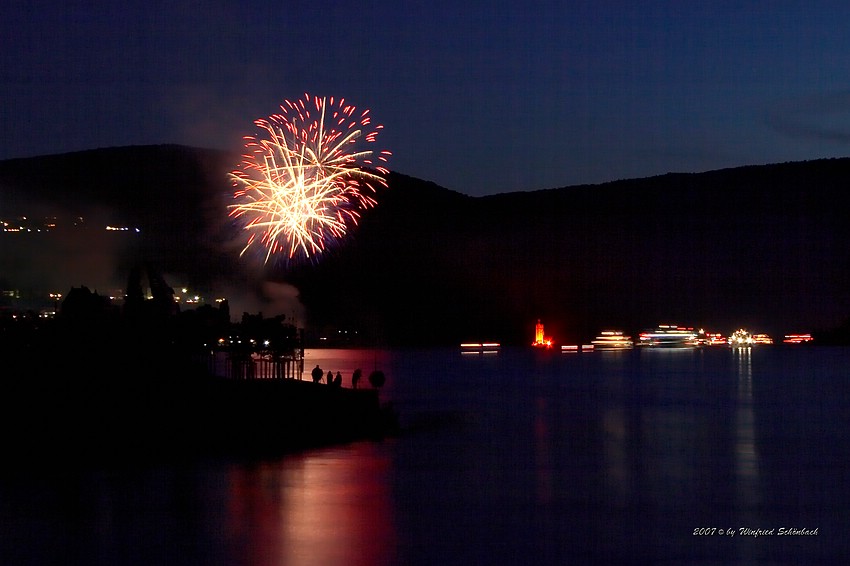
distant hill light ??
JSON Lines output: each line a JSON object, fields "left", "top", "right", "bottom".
{"left": 1, "top": 215, "right": 141, "bottom": 233}
{"left": 105, "top": 225, "right": 140, "bottom": 232}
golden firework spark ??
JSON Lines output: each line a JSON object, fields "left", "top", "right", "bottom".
{"left": 229, "top": 93, "right": 391, "bottom": 262}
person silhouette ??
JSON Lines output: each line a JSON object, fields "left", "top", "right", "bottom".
{"left": 311, "top": 364, "right": 323, "bottom": 383}
{"left": 333, "top": 371, "right": 342, "bottom": 387}
{"left": 327, "top": 370, "right": 334, "bottom": 385}
{"left": 368, "top": 370, "right": 386, "bottom": 389}
{"left": 352, "top": 368, "right": 362, "bottom": 389}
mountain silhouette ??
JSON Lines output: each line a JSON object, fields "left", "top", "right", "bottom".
{"left": 2, "top": 144, "right": 849, "bottom": 346}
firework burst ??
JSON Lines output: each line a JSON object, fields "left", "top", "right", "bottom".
{"left": 229, "top": 93, "right": 391, "bottom": 262}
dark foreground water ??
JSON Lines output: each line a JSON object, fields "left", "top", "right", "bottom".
{"left": 2, "top": 346, "right": 849, "bottom": 565}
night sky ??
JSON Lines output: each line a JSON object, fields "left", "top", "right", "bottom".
{"left": 3, "top": 1, "right": 850, "bottom": 197}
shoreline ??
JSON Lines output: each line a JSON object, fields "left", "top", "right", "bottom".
{"left": 2, "top": 361, "right": 398, "bottom": 466}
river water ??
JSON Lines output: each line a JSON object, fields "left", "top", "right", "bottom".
{"left": 2, "top": 346, "right": 848, "bottom": 565}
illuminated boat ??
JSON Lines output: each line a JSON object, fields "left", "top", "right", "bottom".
{"left": 783, "top": 333, "right": 813, "bottom": 344}
{"left": 752, "top": 333, "right": 774, "bottom": 345}
{"left": 637, "top": 325, "right": 698, "bottom": 347}
{"left": 591, "top": 330, "right": 633, "bottom": 350}
{"left": 728, "top": 329, "right": 753, "bottom": 347}
{"left": 694, "top": 329, "right": 726, "bottom": 346}
{"left": 460, "top": 342, "right": 501, "bottom": 354}
{"left": 729, "top": 329, "right": 773, "bottom": 346}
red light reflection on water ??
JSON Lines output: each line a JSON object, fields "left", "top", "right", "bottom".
{"left": 301, "top": 348, "right": 394, "bottom": 388}
{"left": 225, "top": 442, "right": 396, "bottom": 566}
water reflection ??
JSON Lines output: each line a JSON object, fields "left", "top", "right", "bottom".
{"left": 226, "top": 442, "right": 396, "bottom": 566}
{"left": 601, "top": 405, "right": 631, "bottom": 506}
{"left": 599, "top": 358, "right": 633, "bottom": 508}
{"left": 4, "top": 347, "right": 842, "bottom": 565}
{"left": 301, "top": 349, "right": 392, "bottom": 384}
{"left": 534, "top": 397, "right": 552, "bottom": 504}
{"left": 731, "top": 346, "right": 763, "bottom": 563}
{"left": 733, "top": 346, "right": 760, "bottom": 510}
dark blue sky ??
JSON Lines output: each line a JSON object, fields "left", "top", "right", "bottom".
{"left": 3, "top": 1, "right": 850, "bottom": 197}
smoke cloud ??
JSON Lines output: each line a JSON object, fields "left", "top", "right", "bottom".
{"left": 0, "top": 203, "right": 134, "bottom": 303}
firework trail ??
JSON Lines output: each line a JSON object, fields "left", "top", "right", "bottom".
{"left": 229, "top": 93, "right": 392, "bottom": 262}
